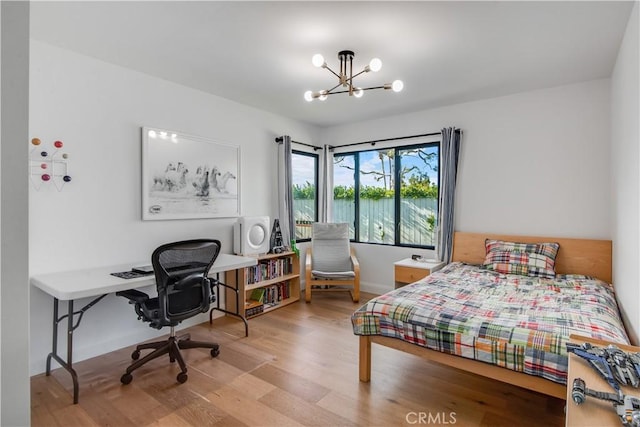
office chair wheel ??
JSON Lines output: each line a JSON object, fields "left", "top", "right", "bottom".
{"left": 211, "top": 348, "right": 220, "bottom": 358}
{"left": 177, "top": 372, "right": 188, "bottom": 383}
{"left": 131, "top": 350, "right": 140, "bottom": 360}
{"left": 121, "top": 373, "right": 133, "bottom": 385}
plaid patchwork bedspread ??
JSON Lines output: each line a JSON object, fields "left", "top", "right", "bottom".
{"left": 351, "top": 262, "right": 629, "bottom": 384}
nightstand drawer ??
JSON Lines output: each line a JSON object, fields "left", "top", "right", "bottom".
{"left": 393, "top": 259, "right": 444, "bottom": 289}
{"left": 394, "top": 265, "right": 429, "bottom": 284}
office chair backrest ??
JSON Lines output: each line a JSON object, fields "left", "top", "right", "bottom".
{"left": 311, "top": 223, "right": 352, "bottom": 273}
{"left": 151, "top": 239, "right": 221, "bottom": 325}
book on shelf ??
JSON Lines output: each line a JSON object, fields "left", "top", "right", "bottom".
{"left": 245, "top": 256, "right": 294, "bottom": 284}
{"left": 250, "top": 288, "right": 265, "bottom": 303}
{"left": 262, "top": 281, "right": 290, "bottom": 305}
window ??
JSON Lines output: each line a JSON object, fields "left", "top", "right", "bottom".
{"left": 332, "top": 154, "right": 356, "bottom": 239}
{"left": 291, "top": 150, "right": 318, "bottom": 241}
{"left": 333, "top": 142, "right": 439, "bottom": 248}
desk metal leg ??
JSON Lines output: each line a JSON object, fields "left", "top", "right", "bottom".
{"left": 45, "top": 294, "right": 107, "bottom": 404}
{"left": 209, "top": 270, "right": 249, "bottom": 337}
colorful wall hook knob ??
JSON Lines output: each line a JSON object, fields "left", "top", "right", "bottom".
{"left": 54, "top": 141, "right": 63, "bottom": 148}
{"left": 31, "top": 138, "right": 41, "bottom": 146}
{"left": 41, "top": 174, "right": 51, "bottom": 181}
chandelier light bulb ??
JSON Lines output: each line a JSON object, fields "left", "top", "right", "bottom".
{"left": 312, "top": 54, "right": 325, "bottom": 68}
{"left": 319, "top": 90, "right": 328, "bottom": 101}
{"left": 369, "top": 58, "right": 382, "bottom": 72}
{"left": 354, "top": 88, "right": 364, "bottom": 98}
{"left": 304, "top": 90, "right": 314, "bottom": 102}
{"left": 392, "top": 80, "right": 404, "bottom": 92}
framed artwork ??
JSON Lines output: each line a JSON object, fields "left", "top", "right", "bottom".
{"left": 142, "top": 127, "right": 240, "bottom": 220}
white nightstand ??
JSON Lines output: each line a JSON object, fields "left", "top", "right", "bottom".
{"left": 394, "top": 258, "right": 445, "bottom": 288}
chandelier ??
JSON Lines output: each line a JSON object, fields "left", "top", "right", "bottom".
{"left": 304, "top": 50, "right": 404, "bottom": 102}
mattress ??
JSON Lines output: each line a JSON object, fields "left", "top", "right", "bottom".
{"left": 351, "top": 262, "right": 629, "bottom": 384}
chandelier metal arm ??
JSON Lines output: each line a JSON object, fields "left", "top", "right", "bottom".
{"left": 324, "top": 85, "right": 389, "bottom": 96}
{"left": 323, "top": 89, "right": 353, "bottom": 96}
{"left": 325, "top": 82, "right": 343, "bottom": 94}
{"left": 346, "top": 68, "right": 369, "bottom": 83}
{"left": 323, "top": 65, "right": 341, "bottom": 79}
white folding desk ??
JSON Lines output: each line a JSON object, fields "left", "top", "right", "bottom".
{"left": 31, "top": 253, "right": 257, "bottom": 404}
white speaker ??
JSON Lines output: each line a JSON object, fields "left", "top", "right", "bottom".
{"left": 233, "top": 216, "right": 270, "bottom": 255}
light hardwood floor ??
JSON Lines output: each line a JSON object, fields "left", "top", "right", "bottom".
{"left": 31, "top": 292, "right": 565, "bottom": 426}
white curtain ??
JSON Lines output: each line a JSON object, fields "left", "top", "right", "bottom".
{"left": 276, "top": 135, "right": 294, "bottom": 247}
{"left": 319, "top": 144, "right": 334, "bottom": 222}
{"left": 437, "top": 127, "right": 462, "bottom": 263}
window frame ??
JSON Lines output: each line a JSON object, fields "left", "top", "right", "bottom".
{"left": 291, "top": 149, "right": 319, "bottom": 243}
{"left": 333, "top": 140, "right": 440, "bottom": 249}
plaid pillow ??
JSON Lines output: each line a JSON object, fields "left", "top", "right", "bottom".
{"left": 482, "top": 239, "right": 560, "bottom": 278}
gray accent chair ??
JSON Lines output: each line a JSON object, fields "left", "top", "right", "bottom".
{"left": 305, "top": 223, "right": 360, "bottom": 303}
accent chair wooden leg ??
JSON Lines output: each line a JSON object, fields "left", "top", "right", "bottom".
{"left": 352, "top": 285, "right": 360, "bottom": 303}
{"left": 359, "top": 336, "right": 371, "bottom": 382}
{"left": 305, "top": 284, "right": 311, "bottom": 303}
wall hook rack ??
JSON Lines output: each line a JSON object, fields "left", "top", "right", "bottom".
{"left": 30, "top": 138, "right": 72, "bottom": 191}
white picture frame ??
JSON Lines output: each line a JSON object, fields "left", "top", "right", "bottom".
{"left": 141, "top": 127, "right": 240, "bottom": 220}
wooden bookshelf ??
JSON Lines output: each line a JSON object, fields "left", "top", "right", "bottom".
{"left": 225, "top": 251, "right": 300, "bottom": 319}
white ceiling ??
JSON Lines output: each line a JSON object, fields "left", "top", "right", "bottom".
{"left": 30, "top": 1, "right": 634, "bottom": 128}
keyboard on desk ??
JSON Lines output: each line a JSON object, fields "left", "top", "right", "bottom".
{"left": 132, "top": 262, "right": 209, "bottom": 275}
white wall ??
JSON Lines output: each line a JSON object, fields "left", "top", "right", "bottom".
{"left": 1, "top": 3, "right": 31, "bottom": 425}
{"left": 28, "top": 41, "right": 320, "bottom": 375}
{"left": 321, "top": 80, "right": 613, "bottom": 294}
{"left": 611, "top": 3, "right": 640, "bottom": 344}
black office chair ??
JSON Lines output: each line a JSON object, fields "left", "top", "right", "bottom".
{"left": 116, "top": 239, "right": 221, "bottom": 385}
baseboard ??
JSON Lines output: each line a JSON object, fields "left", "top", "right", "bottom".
{"left": 360, "top": 281, "right": 391, "bottom": 296}
{"left": 300, "top": 280, "right": 391, "bottom": 298}
{"left": 29, "top": 312, "right": 212, "bottom": 376}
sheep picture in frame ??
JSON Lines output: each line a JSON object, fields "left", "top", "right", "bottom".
{"left": 142, "top": 127, "right": 240, "bottom": 220}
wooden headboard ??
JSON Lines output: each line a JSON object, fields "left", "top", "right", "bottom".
{"left": 451, "top": 232, "right": 612, "bottom": 284}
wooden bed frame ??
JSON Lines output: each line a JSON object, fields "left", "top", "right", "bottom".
{"left": 358, "top": 231, "right": 613, "bottom": 400}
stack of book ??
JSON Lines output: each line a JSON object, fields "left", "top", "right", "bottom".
{"left": 245, "top": 288, "right": 266, "bottom": 318}
{"left": 245, "top": 299, "right": 264, "bottom": 318}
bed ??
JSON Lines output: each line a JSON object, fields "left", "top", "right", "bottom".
{"left": 352, "top": 232, "right": 630, "bottom": 399}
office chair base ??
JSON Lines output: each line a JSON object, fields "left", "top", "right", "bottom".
{"left": 120, "top": 333, "right": 220, "bottom": 385}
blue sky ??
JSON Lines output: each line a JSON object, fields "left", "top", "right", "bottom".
{"left": 292, "top": 147, "right": 438, "bottom": 188}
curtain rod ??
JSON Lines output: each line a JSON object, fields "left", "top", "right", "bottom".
{"left": 274, "top": 137, "right": 322, "bottom": 151}
{"left": 275, "top": 128, "right": 460, "bottom": 151}
{"left": 328, "top": 130, "right": 459, "bottom": 150}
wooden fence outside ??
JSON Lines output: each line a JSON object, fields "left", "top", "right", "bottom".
{"left": 294, "top": 198, "right": 437, "bottom": 246}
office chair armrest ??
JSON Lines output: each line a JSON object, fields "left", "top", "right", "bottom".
{"left": 116, "top": 289, "right": 149, "bottom": 304}
{"left": 173, "top": 273, "right": 206, "bottom": 291}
